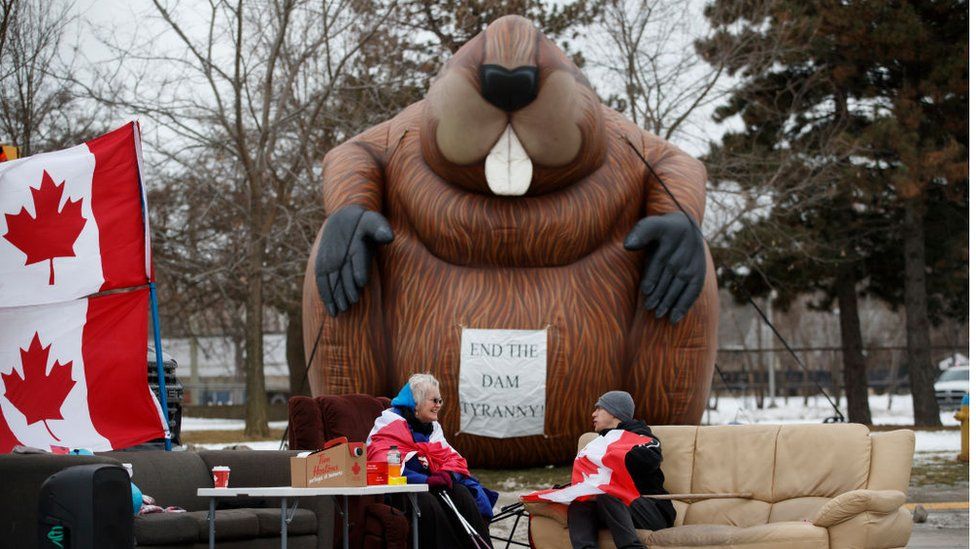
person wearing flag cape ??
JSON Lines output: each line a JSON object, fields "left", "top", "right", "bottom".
{"left": 367, "top": 373, "right": 498, "bottom": 548}
{"left": 524, "top": 391, "right": 675, "bottom": 548}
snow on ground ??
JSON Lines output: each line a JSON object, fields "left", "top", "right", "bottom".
{"left": 701, "top": 394, "right": 958, "bottom": 426}
{"left": 193, "top": 440, "right": 285, "bottom": 451}
{"left": 914, "top": 430, "right": 963, "bottom": 453}
{"left": 181, "top": 418, "right": 288, "bottom": 431}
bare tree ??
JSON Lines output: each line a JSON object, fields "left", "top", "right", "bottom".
{"left": 0, "top": 0, "right": 14, "bottom": 61}
{"left": 0, "top": 0, "right": 104, "bottom": 155}
{"left": 87, "top": 0, "right": 398, "bottom": 436}
{"left": 590, "top": 0, "right": 729, "bottom": 143}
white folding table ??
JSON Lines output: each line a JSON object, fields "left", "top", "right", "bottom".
{"left": 198, "top": 484, "right": 428, "bottom": 549}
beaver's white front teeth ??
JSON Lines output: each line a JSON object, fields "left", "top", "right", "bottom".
{"left": 485, "top": 124, "right": 532, "bottom": 196}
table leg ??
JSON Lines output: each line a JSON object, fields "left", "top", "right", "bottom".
{"left": 208, "top": 497, "right": 216, "bottom": 549}
{"left": 342, "top": 495, "right": 350, "bottom": 549}
{"left": 280, "top": 497, "right": 288, "bottom": 549}
{"left": 408, "top": 493, "right": 419, "bottom": 549}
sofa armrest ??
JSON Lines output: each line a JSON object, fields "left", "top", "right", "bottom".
{"left": 523, "top": 500, "right": 569, "bottom": 527}
{"left": 825, "top": 506, "right": 913, "bottom": 548}
{"left": 813, "top": 489, "right": 906, "bottom": 527}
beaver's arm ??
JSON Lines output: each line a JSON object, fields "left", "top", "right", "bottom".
{"left": 623, "top": 131, "right": 708, "bottom": 324}
{"left": 315, "top": 121, "right": 395, "bottom": 316}
{"left": 321, "top": 121, "right": 391, "bottom": 214}
{"left": 640, "top": 131, "right": 707, "bottom": 223}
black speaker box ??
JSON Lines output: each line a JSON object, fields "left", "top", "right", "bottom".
{"left": 37, "top": 464, "right": 134, "bottom": 549}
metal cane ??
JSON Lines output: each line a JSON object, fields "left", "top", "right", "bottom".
{"left": 444, "top": 492, "right": 492, "bottom": 549}
{"left": 438, "top": 491, "right": 492, "bottom": 549}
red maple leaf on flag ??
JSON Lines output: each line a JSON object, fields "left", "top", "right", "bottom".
{"left": 3, "top": 171, "right": 86, "bottom": 285}
{"left": 1, "top": 333, "right": 76, "bottom": 440}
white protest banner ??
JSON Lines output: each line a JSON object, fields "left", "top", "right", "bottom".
{"left": 458, "top": 328, "right": 547, "bottom": 438}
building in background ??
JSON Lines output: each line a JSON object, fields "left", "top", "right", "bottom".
{"left": 158, "top": 334, "right": 290, "bottom": 406}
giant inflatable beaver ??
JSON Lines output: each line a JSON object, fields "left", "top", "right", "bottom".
{"left": 302, "top": 15, "right": 718, "bottom": 467}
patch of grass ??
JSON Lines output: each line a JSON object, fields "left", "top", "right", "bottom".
{"left": 471, "top": 466, "right": 573, "bottom": 492}
{"left": 911, "top": 456, "right": 969, "bottom": 487}
{"left": 181, "top": 429, "right": 285, "bottom": 445}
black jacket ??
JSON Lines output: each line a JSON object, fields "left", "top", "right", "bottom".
{"left": 600, "top": 419, "right": 676, "bottom": 525}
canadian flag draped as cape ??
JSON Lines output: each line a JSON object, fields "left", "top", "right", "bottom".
{"left": 0, "top": 123, "right": 168, "bottom": 452}
{"left": 522, "top": 429, "right": 651, "bottom": 505}
{"left": 366, "top": 409, "right": 470, "bottom": 476}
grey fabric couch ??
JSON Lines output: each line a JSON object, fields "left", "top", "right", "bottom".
{"left": 1, "top": 449, "right": 334, "bottom": 549}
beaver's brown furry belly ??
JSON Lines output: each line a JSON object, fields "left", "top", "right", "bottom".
{"left": 375, "top": 224, "right": 643, "bottom": 463}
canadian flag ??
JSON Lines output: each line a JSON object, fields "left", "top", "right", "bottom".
{"left": 0, "top": 123, "right": 151, "bottom": 307}
{"left": 0, "top": 289, "right": 168, "bottom": 452}
{"left": 0, "top": 123, "right": 168, "bottom": 453}
{"left": 522, "top": 429, "right": 651, "bottom": 505}
{"left": 366, "top": 409, "right": 470, "bottom": 476}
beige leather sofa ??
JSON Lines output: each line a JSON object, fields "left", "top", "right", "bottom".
{"left": 525, "top": 424, "right": 914, "bottom": 548}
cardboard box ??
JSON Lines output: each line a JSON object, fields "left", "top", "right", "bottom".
{"left": 290, "top": 438, "right": 366, "bottom": 488}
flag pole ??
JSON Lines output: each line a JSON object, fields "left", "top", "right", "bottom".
{"left": 134, "top": 121, "right": 171, "bottom": 451}
{"left": 149, "top": 282, "right": 172, "bottom": 451}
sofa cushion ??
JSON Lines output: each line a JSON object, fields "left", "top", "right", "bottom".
{"left": 134, "top": 512, "right": 200, "bottom": 545}
{"left": 867, "top": 429, "right": 915, "bottom": 492}
{"left": 198, "top": 450, "right": 298, "bottom": 489}
{"left": 252, "top": 508, "right": 318, "bottom": 536}
{"left": 197, "top": 448, "right": 300, "bottom": 512}
{"left": 654, "top": 425, "right": 697, "bottom": 495}
{"left": 530, "top": 514, "right": 569, "bottom": 548}
{"left": 101, "top": 450, "right": 212, "bottom": 512}
{"left": 642, "top": 521, "right": 829, "bottom": 548}
{"left": 186, "top": 509, "right": 260, "bottom": 541}
{"left": 772, "top": 424, "right": 870, "bottom": 501}
{"left": 672, "top": 500, "right": 689, "bottom": 527}
{"left": 691, "top": 425, "right": 777, "bottom": 501}
{"left": 768, "top": 497, "right": 828, "bottom": 523}
{"left": 682, "top": 498, "right": 770, "bottom": 527}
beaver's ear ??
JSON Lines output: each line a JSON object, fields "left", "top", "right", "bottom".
{"left": 536, "top": 33, "right": 590, "bottom": 86}
{"left": 434, "top": 31, "right": 487, "bottom": 88}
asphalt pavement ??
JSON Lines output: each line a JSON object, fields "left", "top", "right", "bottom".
{"left": 907, "top": 482, "right": 969, "bottom": 548}
{"left": 908, "top": 509, "right": 969, "bottom": 548}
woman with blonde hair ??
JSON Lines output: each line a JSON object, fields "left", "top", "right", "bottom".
{"left": 367, "top": 373, "right": 496, "bottom": 548}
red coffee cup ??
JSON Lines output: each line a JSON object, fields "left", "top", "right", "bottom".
{"left": 212, "top": 466, "right": 230, "bottom": 488}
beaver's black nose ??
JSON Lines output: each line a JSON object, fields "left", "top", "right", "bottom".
{"left": 479, "top": 65, "right": 539, "bottom": 112}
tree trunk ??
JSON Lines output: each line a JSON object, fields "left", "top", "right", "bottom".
{"left": 836, "top": 267, "right": 871, "bottom": 424}
{"left": 243, "top": 232, "right": 269, "bottom": 437}
{"left": 286, "top": 307, "right": 309, "bottom": 397}
{"left": 903, "top": 196, "right": 941, "bottom": 426}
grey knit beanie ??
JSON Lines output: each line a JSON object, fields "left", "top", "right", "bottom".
{"left": 595, "top": 391, "right": 634, "bottom": 421}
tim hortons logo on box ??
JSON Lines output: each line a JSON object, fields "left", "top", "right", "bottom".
{"left": 290, "top": 437, "right": 366, "bottom": 488}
